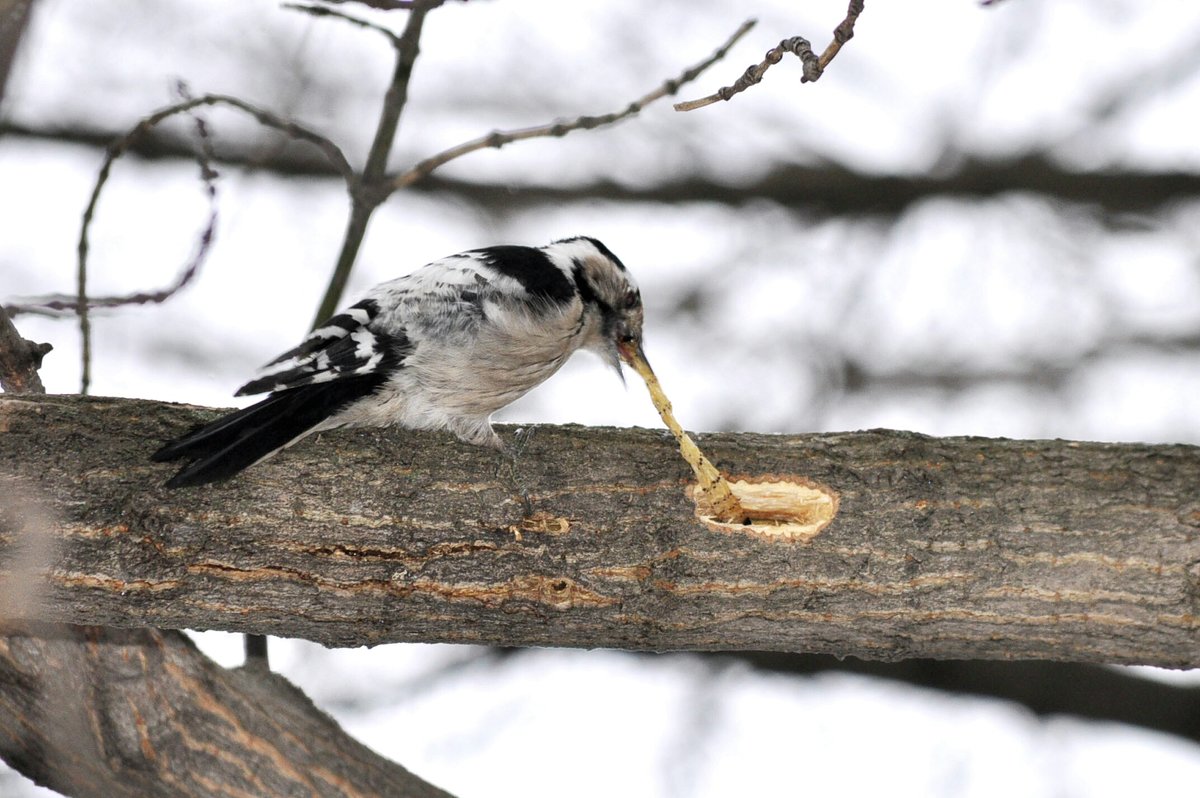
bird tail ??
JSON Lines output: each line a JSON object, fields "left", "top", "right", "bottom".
{"left": 151, "top": 376, "right": 384, "bottom": 488}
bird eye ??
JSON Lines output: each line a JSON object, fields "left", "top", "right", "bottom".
{"left": 623, "top": 289, "right": 640, "bottom": 309}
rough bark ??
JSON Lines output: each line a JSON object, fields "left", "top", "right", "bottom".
{"left": 0, "top": 622, "right": 453, "bottom": 797}
{"left": 0, "top": 306, "right": 50, "bottom": 394}
{"left": 2, "top": 394, "right": 1198, "bottom": 667}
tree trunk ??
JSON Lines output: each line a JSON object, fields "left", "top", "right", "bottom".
{"left": 3, "top": 393, "right": 1198, "bottom": 667}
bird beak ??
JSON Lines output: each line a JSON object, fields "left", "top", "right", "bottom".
{"left": 616, "top": 337, "right": 651, "bottom": 380}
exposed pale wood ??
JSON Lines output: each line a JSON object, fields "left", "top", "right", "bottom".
{"left": 2, "top": 394, "right": 1199, "bottom": 666}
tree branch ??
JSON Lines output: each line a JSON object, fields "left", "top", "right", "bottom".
{"left": 390, "top": 19, "right": 756, "bottom": 193}
{"left": 305, "top": 1, "right": 439, "bottom": 329}
{"left": 10, "top": 121, "right": 1195, "bottom": 216}
{"left": 726, "top": 652, "right": 1200, "bottom": 745}
{"left": 61, "top": 91, "right": 350, "bottom": 395}
{"left": 675, "top": 0, "right": 865, "bottom": 112}
{"left": 3, "top": 394, "right": 1199, "bottom": 667}
{"left": 11, "top": 100, "right": 219, "bottom": 324}
{"left": 0, "top": 623, "right": 454, "bottom": 797}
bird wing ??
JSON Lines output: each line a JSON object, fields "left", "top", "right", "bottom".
{"left": 236, "top": 247, "right": 564, "bottom": 398}
{"left": 236, "top": 297, "right": 412, "bottom": 396}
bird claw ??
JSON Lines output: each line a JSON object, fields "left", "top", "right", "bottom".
{"left": 496, "top": 428, "right": 536, "bottom": 519}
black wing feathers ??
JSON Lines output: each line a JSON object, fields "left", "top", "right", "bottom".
{"left": 151, "top": 374, "right": 387, "bottom": 488}
{"left": 153, "top": 296, "right": 409, "bottom": 487}
{"left": 236, "top": 299, "right": 411, "bottom": 396}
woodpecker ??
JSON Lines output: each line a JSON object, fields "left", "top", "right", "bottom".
{"left": 152, "top": 236, "right": 645, "bottom": 487}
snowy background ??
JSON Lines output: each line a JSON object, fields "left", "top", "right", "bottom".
{"left": 3, "top": 0, "right": 1200, "bottom": 795}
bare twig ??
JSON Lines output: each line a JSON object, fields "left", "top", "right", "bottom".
{"left": 0, "top": 624, "right": 456, "bottom": 797}
{"left": 390, "top": 19, "right": 757, "bottom": 192}
{"left": 0, "top": 305, "right": 51, "bottom": 394}
{"left": 306, "top": 2, "right": 439, "bottom": 328}
{"left": 74, "top": 206, "right": 92, "bottom": 394}
{"left": 68, "top": 92, "right": 351, "bottom": 393}
{"left": 70, "top": 86, "right": 230, "bottom": 393}
{"left": 96, "top": 93, "right": 354, "bottom": 180}
{"left": 313, "top": 0, "right": 444, "bottom": 9}
{"left": 298, "top": 10, "right": 751, "bottom": 328}
{"left": 7, "top": 234, "right": 217, "bottom": 317}
{"left": 817, "top": 0, "right": 865, "bottom": 72}
{"left": 284, "top": 2, "right": 403, "bottom": 45}
{"left": 675, "top": 0, "right": 865, "bottom": 112}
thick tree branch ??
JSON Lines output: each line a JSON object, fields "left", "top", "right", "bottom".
{"left": 10, "top": 124, "right": 1196, "bottom": 216}
{"left": 2, "top": 394, "right": 1199, "bottom": 666}
{"left": 0, "top": 623, "right": 453, "bottom": 797}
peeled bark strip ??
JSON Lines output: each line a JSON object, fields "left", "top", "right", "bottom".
{"left": 0, "top": 623, "right": 453, "bottom": 798}
{"left": 2, "top": 394, "right": 1199, "bottom": 666}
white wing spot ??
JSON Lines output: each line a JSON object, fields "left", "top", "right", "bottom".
{"left": 352, "top": 329, "right": 377, "bottom": 360}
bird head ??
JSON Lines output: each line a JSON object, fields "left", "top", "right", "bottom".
{"left": 547, "top": 236, "right": 647, "bottom": 381}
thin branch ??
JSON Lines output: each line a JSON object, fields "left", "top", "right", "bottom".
{"left": 675, "top": 0, "right": 865, "bottom": 112}
{"left": 307, "top": 1, "right": 440, "bottom": 328}
{"left": 6, "top": 261, "right": 213, "bottom": 316}
{"left": 284, "top": 2, "right": 404, "bottom": 46}
{"left": 71, "top": 89, "right": 227, "bottom": 393}
{"left": 68, "top": 92, "right": 352, "bottom": 394}
{"left": 17, "top": 94, "right": 219, "bottom": 321}
{"left": 86, "top": 93, "right": 354, "bottom": 185}
{"left": 817, "top": 0, "right": 865, "bottom": 72}
{"left": 313, "top": 0, "right": 444, "bottom": 9}
{"left": 390, "top": 19, "right": 757, "bottom": 192}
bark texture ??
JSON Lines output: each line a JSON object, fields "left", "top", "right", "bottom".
{"left": 3, "top": 394, "right": 1200, "bottom": 666}
{"left": 0, "top": 622, "right": 452, "bottom": 797}
{"left": 0, "top": 306, "right": 50, "bottom": 394}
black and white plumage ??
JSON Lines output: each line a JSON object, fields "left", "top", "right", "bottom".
{"left": 152, "top": 236, "right": 645, "bottom": 488}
